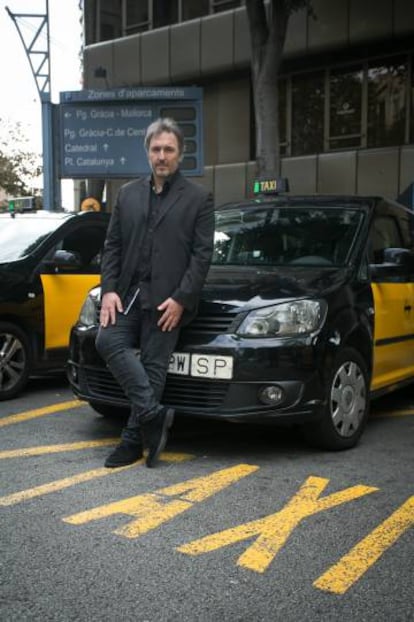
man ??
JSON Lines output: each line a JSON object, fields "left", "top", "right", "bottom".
{"left": 96, "top": 118, "right": 215, "bottom": 468}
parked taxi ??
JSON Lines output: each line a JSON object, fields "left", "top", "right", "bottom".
{"left": 67, "top": 181, "right": 414, "bottom": 449}
{"left": 0, "top": 209, "right": 109, "bottom": 399}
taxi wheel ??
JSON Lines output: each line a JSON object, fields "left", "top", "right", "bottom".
{"left": 303, "top": 347, "right": 369, "bottom": 450}
{"left": 0, "top": 322, "right": 32, "bottom": 400}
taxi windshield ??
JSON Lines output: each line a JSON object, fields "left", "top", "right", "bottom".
{"left": 0, "top": 216, "right": 65, "bottom": 262}
{"left": 213, "top": 204, "right": 365, "bottom": 267}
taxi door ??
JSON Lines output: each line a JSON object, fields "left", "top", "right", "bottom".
{"left": 40, "top": 222, "right": 106, "bottom": 351}
{"left": 370, "top": 204, "right": 414, "bottom": 392}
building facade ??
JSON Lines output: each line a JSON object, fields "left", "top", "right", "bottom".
{"left": 82, "top": 0, "right": 414, "bottom": 207}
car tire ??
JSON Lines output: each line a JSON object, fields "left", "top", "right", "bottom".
{"left": 302, "top": 347, "right": 369, "bottom": 451}
{"left": 0, "top": 322, "right": 32, "bottom": 401}
{"left": 89, "top": 400, "right": 128, "bottom": 418}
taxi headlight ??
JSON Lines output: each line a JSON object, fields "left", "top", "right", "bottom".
{"left": 78, "top": 287, "right": 101, "bottom": 327}
{"left": 236, "top": 300, "right": 326, "bottom": 337}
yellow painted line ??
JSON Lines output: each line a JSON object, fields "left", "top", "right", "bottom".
{"left": 178, "top": 476, "right": 378, "bottom": 573}
{"left": 0, "top": 438, "right": 119, "bottom": 459}
{"left": 0, "top": 452, "right": 194, "bottom": 507}
{"left": 372, "top": 408, "right": 414, "bottom": 418}
{"left": 63, "top": 464, "right": 258, "bottom": 539}
{"left": 314, "top": 495, "right": 414, "bottom": 594}
{"left": 0, "top": 400, "right": 83, "bottom": 427}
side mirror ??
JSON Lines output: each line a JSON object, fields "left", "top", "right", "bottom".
{"left": 383, "top": 247, "right": 414, "bottom": 268}
{"left": 370, "top": 248, "right": 414, "bottom": 281}
{"left": 51, "top": 249, "right": 82, "bottom": 269}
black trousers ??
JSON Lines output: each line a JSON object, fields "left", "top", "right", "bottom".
{"left": 95, "top": 291, "right": 180, "bottom": 444}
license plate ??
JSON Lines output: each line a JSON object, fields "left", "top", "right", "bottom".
{"left": 169, "top": 352, "right": 233, "bottom": 379}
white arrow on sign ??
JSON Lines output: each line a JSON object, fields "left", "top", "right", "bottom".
{"left": 120, "top": 157, "right": 126, "bottom": 165}
{"left": 103, "top": 144, "right": 109, "bottom": 151}
{"left": 64, "top": 112, "right": 72, "bottom": 118}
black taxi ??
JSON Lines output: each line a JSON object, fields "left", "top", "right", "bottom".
{"left": 0, "top": 209, "right": 109, "bottom": 400}
{"left": 67, "top": 183, "right": 414, "bottom": 450}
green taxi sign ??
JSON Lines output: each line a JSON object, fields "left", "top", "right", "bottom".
{"left": 253, "top": 177, "right": 289, "bottom": 195}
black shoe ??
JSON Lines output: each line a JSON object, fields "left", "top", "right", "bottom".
{"left": 143, "top": 407, "right": 174, "bottom": 468}
{"left": 104, "top": 441, "right": 143, "bottom": 468}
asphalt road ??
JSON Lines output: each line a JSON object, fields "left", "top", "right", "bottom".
{"left": 1, "top": 375, "right": 413, "bottom": 622}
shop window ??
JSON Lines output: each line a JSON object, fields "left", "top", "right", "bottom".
{"left": 329, "top": 65, "right": 363, "bottom": 150}
{"left": 367, "top": 56, "right": 407, "bottom": 148}
{"left": 291, "top": 71, "right": 324, "bottom": 156}
{"left": 182, "top": 0, "right": 209, "bottom": 21}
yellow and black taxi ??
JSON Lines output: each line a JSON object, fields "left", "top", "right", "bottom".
{"left": 67, "top": 180, "right": 414, "bottom": 450}
{"left": 0, "top": 208, "right": 109, "bottom": 400}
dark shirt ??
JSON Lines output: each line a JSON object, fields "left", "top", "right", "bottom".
{"left": 134, "top": 170, "right": 179, "bottom": 309}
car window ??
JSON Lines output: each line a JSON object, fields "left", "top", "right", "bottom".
{"left": 0, "top": 216, "right": 65, "bottom": 262}
{"left": 50, "top": 225, "right": 107, "bottom": 273}
{"left": 370, "top": 215, "right": 403, "bottom": 263}
{"left": 213, "top": 205, "right": 364, "bottom": 267}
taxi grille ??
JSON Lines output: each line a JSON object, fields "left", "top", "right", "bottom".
{"left": 183, "top": 312, "right": 238, "bottom": 334}
{"left": 81, "top": 366, "right": 228, "bottom": 411}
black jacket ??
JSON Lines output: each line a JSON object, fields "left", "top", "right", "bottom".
{"left": 100, "top": 171, "right": 215, "bottom": 325}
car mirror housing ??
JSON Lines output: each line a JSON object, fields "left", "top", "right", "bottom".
{"left": 382, "top": 247, "right": 414, "bottom": 268}
{"left": 51, "top": 249, "right": 82, "bottom": 269}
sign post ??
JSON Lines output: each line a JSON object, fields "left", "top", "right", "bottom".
{"left": 59, "top": 87, "right": 204, "bottom": 179}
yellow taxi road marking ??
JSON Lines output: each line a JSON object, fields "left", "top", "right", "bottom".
{"left": 372, "top": 408, "right": 414, "bottom": 418}
{"left": 0, "top": 438, "right": 119, "bottom": 459}
{"left": 0, "top": 400, "right": 83, "bottom": 427}
{"left": 314, "top": 495, "right": 414, "bottom": 594}
{"left": 0, "top": 452, "right": 194, "bottom": 507}
{"left": 63, "top": 464, "right": 259, "bottom": 539}
{"left": 177, "top": 476, "right": 378, "bottom": 574}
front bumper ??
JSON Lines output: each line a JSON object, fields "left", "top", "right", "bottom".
{"left": 67, "top": 325, "right": 327, "bottom": 424}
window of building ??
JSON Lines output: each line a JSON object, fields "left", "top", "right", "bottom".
{"left": 211, "top": 0, "right": 241, "bottom": 13}
{"left": 367, "top": 56, "right": 407, "bottom": 148}
{"left": 329, "top": 65, "right": 363, "bottom": 150}
{"left": 125, "top": 0, "right": 150, "bottom": 34}
{"left": 99, "top": 0, "right": 122, "bottom": 41}
{"left": 182, "top": 0, "right": 210, "bottom": 21}
{"left": 410, "top": 56, "right": 414, "bottom": 144}
{"left": 154, "top": 0, "right": 178, "bottom": 28}
{"left": 291, "top": 71, "right": 324, "bottom": 156}
{"left": 278, "top": 79, "right": 287, "bottom": 156}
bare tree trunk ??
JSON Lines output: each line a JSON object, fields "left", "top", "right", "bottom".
{"left": 246, "top": 0, "right": 289, "bottom": 177}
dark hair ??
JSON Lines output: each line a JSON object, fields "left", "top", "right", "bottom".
{"left": 144, "top": 118, "right": 184, "bottom": 157}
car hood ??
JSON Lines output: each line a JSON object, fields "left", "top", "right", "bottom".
{"left": 200, "top": 265, "right": 350, "bottom": 311}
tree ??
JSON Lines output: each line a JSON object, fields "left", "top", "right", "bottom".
{"left": 0, "top": 118, "right": 42, "bottom": 197}
{"left": 245, "top": 0, "right": 314, "bottom": 177}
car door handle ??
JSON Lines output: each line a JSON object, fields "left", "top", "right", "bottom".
{"left": 404, "top": 304, "right": 412, "bottom": 311}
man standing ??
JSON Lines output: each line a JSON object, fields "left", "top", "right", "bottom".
{"left": 96, "top": 118, "right": 215, "bottom": 468}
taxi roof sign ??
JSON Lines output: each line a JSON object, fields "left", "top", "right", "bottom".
{"left": 253, "top": 177, "right": 289, "bottom": 195}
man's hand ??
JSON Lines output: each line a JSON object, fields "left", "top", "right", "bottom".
{"left": 100, "top": 292, "right": 123, "bottom": 327}
{"left": 157, "top": 297, "right": 184, "bottom": 332}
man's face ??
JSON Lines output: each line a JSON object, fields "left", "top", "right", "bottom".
{"left": 148, "top": 131, "right": 181, "bottom": 181}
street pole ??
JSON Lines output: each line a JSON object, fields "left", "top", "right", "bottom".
{"left": 5, "top": 1, "right": 61, "bottom": 211}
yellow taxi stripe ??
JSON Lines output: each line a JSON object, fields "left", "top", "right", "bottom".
{"left": 0, "top": 400, "right": 83, "bottom": 427}
{"left": 0, "top": 438, "right": 119, "bottom": 459}
{"left": 0, "top": 452, "right": 194, "bottom": 507}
